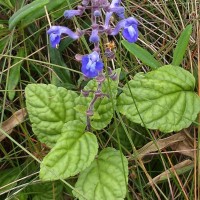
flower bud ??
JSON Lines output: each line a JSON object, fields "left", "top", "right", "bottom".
{"left": 64, "top": 10, "right": 81, "bottom": 19}
{"left": 105, "top": 49, "right": 115, "bottom": 59}
{"left": 96, "top": 73, "right": 105, "bottom": 82}
{"left": 95, "top": 91, "right": 102, "bottom": 97}
{"left": 81, "top": 90, "right": 90, "bottom": 97}
{"left": 94, "top": 10, "right": 101, "bottom": 17}
{"left": 89, "top": 29, "right": 99, "bottom": 43}
{"left": 107, "top": 67, "right": 113, "bottom": 75}
{"left": 75, "top": 54, "right": 83, "bottom": 62}
{"left": 82, "top": 0, "right": 89, "bottom": 6}
{"left": 110, "top": 73, "right": 118, "bottom": 80}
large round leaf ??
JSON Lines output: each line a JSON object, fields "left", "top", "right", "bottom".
{"left": 25, "top": 84, "right": 78, "bottom": 147}
{"left": 40, "top": 120, "right": 98, "bottom": 181}
{"left": 117, "top": 65, "right": 200, "bottom": 132}
{"left": 73, "top": 147, "right": 128, "bottom": 200}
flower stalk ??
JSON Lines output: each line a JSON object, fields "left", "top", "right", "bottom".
{"left": 47, "top": 0, "right": 139, "bottom": 130}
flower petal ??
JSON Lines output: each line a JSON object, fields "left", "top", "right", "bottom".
{"left": 94, "top": 10, "right": 101, "bottom": 17}
{"left": 87, "top": 70, "right": 98, "bottom": 78}
{"left": 81, "top": 52, "right": 103, "bottom": 78}
{"left": 50, "top": 34, "right": 60, "bottom": 48}
{"left": 60, "top": 27, "right": 79, "bottom": 40}
{"left": 95, "top": 61, "right": 104, "bottom": 71}
{"left": 122, "top": 26, "right": 138, "bottom": 43}
{"left": 104, "top": 12, "right": 113, "bottom": 29}
{"left": 81, "top": 64, "right": 88, "bottom": 75}
{"left": 110, "top": 19, "right": 126, "bottom": 35}
{"left": 64, "top": 10, "right": 81, "bottom": 18}
{"left": 125, "top": 17, "right": 138, "bottom": 26}
{"left": 110, "top": 0, "right": 121, "bottom": 7}
{"left": 47, "top": 26, "right": 79, "bottom": 48}
{"left": 89, "top": 51, "right": 99, "bottom": 62}
{"left": 109, "top": 6, "right": 125, "bottom": 19}
{"left": 82, "top": 56, "right": 89, "bottom": 67}
{"left": 89, "top": 29, "right": 99, "bottom": 43}
{"left": 47, "top": 26, "right": 61, "bottom": 35}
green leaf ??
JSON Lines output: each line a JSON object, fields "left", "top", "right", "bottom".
{"left": 117, "top": 65, "right": 200, "bottom": 133}
{"left": 25, "top": 84, "right": 78, "bottom": 147}
{"left": 40, "top": 120, "right": 98, "bottom": 181}
{"left": 0, "top": 167, "right": 21, "bottom": 193}
{"left": 76, "top": 69, "right": 121, "bottom": 130}
{"left": 27, "top": 181, "right": 63, "bottom": 200}
{"left": 122, "top": 40, "right": 162, "bottom": 69}
{"left": 8, "top": 48, "right": 25, "bottom": 100}
{"left": 9, "top": 0, "right": 49, "bottom": 30}
{"left": 172, "top": 24, "right": 192, "bottom": 66}
{"left": 49, "top": 47, "right": 72, "bottom": 85}
{"left": 73, "top": 148, "right": 128, "bottom": 200}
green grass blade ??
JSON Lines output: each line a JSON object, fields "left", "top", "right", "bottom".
{"left": 7, "top": 48, "right": 25, "bottom": 100}
{"left": 122, "top": 40, "right": 162, "bottom": 69}
{"left": 49, "top": 47, "right": 72, "bottom": 84}
{"left": 172, "top": 24, "right": 192, "bottom": 66}
{"left": 0, "top": 0, "right": 13, "bottom": 9}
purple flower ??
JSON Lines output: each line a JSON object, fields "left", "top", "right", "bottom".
{"left": 64, "top": 6, "right": 85, "bottom": 19}
{"left": 82, "top": 0, "right": 89, "bottom": 6}
{"left": 89, "top": 29, "right": 99, "bottom": 43}
{"left": 104, "top": 12, "right": 113, "bottom": 29}
{"left": 47, "top": 26, "right": 79, "bottom": 48}
{"left": 109, "top": 6, "right": 124, "bottom": 18}
{"left": 111, "top": 0, "right": 121, "bottom": 6}
{"left": 109, "top": 0, "right": 124, "bottom": 18}
{"left": 81, "top": 51, "right": 103, "bottom": 78}
{"left": 104, "top": 0, "right": 124, "bottom": 29}
{"left": 64, "top": 10, "right": 82, "bottom": 18}
{"left": 110, "top": 17, "right": 139, "bottom": 43}
{"left": 94, "top": 10, "right": 101, "bottom": 17}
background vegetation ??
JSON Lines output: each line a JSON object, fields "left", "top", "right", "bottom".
{"left": 0, "top": 0, "right": 199, "bottom": 199}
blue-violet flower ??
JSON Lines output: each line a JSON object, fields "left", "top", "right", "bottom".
{"left": 111, "top": 0, "right": 121, "bottom": 6}
{"left": 104, "top": 0, "right": 124, "bottom": 28}
{"left": 93, "top": 10, "right": 101, "bottom": 17}
{"left": 64, "top": 9, "right": 82, "bottom": 18}
{"left": 109, "top": 6, "right": 124, "bottom": 18}
{"left": 82, "top": 0, "right": 90, "bottom": 6}
{"left": 109, "top": 0, "right": 124, "bottom": 18}
{"left": 47, "top": 26, "right": 79, "bottom": 48}
{"left": 89, "top": 28, "right": 99, "bottom": 43}
{"left": 81, "top": 51, "right": 103, "bottom": 78}
{"left": 110, "top": 17, "right": 139, "bottom": 43}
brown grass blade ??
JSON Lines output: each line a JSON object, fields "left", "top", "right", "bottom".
{"left": 0, "top": 108, "right": 27, "bottom": 141}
